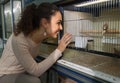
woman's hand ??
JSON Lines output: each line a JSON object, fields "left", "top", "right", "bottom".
{"left": 57, "top": 33, "right": 72, "bottom": 52}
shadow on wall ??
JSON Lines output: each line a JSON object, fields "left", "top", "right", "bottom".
{"left": 0, "top": 38, "right": 3, "bottom": 57}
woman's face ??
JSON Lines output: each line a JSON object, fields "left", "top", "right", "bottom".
{"left": 46, "top": 11, "right": 62, "bottom": 38}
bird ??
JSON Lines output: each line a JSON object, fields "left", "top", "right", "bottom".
{"left": 102, "top": 23, "right": 108, "bottom": 35}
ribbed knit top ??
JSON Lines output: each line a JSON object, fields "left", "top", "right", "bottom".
{"left": 0, "top": 33, "right": 62, "bottom": 77}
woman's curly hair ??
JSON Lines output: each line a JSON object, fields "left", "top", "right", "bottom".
{"left": 14, "top": 2, "right": 59, "bottom": 36}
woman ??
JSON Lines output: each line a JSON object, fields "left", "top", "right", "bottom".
{"left": 0, "top": 2, "right": 72, "bottom": 83}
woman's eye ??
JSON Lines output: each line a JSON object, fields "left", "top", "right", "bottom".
{"left": 57, "top": 22, "right": 61, "bottom": 25}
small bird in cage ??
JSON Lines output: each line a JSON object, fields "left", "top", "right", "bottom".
{"left": 102, "top": 23, "right": 108, "bottom": 35}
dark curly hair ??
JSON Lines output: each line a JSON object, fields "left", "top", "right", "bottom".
{"left": 14, "top": 2, "right": 60, "bottom": 36}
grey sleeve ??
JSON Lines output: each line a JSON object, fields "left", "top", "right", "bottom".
{"left": 12, "top": 36, "right": 62, "bottom": 77}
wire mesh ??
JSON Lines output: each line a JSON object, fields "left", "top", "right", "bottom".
{"left": 63, "top": 0, "right": 120, "bottom": 56}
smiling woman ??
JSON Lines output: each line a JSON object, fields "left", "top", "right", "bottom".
{"left": 0, "top": 2, "right": 72, "bottom": 83}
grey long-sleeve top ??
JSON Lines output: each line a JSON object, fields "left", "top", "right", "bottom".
{"left": 0, "top": 32, "right": 62, "bottom": 77}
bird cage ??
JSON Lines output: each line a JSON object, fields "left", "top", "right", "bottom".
{"left": 60, "top": 0, "right": 120, "bottom": 58}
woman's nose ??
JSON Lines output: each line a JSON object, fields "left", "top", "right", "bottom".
{"left": 60, "top": 25, "right": 63, "bottom": 30}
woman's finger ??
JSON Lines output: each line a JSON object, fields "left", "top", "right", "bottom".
{"left": 66, "top": 37, "right": 72, "bottom": 45}
{"left": 64, "top": 35, "right": 72, "bottom": 43}
{"left": 62, "top": 33, "right": 72, "bottom": 43}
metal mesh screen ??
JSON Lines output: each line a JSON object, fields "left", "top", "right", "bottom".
{"left": 63, "top": 0, "right": 120, "bottom": 57}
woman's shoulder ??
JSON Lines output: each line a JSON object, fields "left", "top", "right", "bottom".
{"left": 12, "top": 32, "right": 29, "bottom": 46}
{"left": 12, "top": 32, "right": 25, "bottom": 38}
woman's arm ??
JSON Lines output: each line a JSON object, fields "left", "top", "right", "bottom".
{"left": 12, "top": 35, "right": 62, "bottom": 77}
{"left": 12, "top": 33, "right": 72, "bottom": 77}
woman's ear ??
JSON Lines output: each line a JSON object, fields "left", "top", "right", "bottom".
{"left": 41, "top": 18, "right": 49, "bottom": 28}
